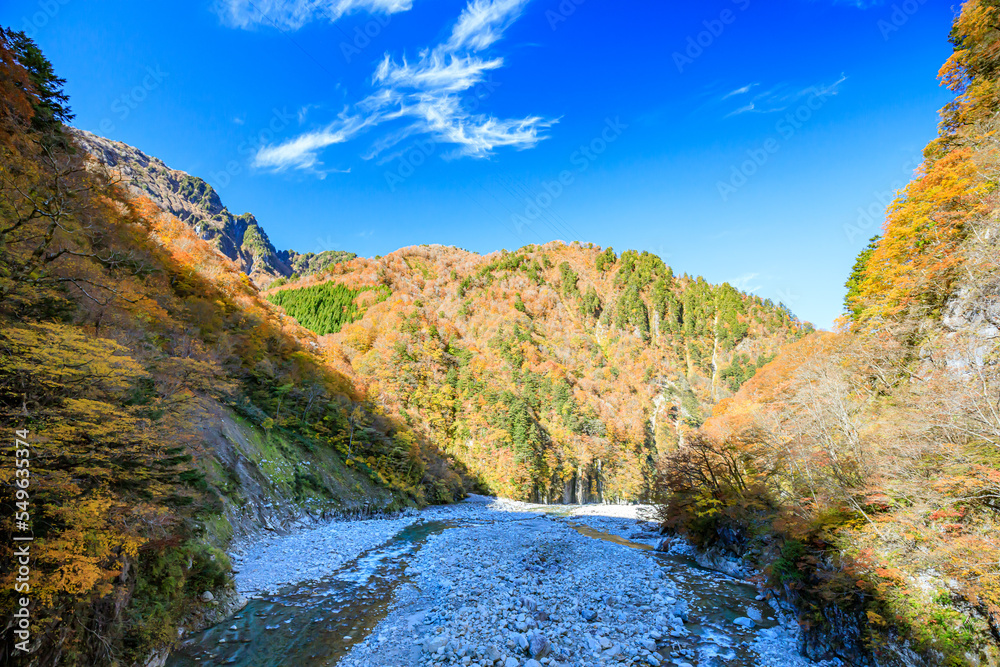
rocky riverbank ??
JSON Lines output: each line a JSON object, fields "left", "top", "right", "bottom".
{"left": 182, "top": 496, "right": 848, "bottom": 666}
{"left": 314, "top": 498, "right": 839, "bottom": 666}
{"left": 229, "top": 511, "right": 424, "bottom": 597}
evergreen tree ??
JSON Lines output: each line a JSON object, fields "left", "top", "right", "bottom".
{"left": 595, "top": 246, "right": 617, "bottom": 272}
{"left": 4, "top": 29, "right": 72, "bottom": 137}
{"left": 844, "top": 236, "right": 880, "bottom": 320}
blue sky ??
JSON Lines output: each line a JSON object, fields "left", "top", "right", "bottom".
{"left": 5, "top": 0, "right": 958, "bottom": 328}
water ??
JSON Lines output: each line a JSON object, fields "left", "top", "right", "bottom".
{"left": 566, "top": 520, "right": 782, "bottom": 666}
{"left": 166, "top": 520, "right": 451, "bottom": 667}
{"left": 170, "top": 513, "right": 788, "bottom": 667}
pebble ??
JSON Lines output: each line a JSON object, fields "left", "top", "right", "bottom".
{"left": 230, "top": 515, "right": 422, "bottom": 597}
{"left": 229, "top": 497, "right": 842, "bottom": 667}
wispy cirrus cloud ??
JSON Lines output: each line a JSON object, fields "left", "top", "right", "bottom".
{"left": 731, "top": 272, "right": 762, "bottom": 293}
{"left": 723, "top": 74, "right": 847, "bottom": 116}
{"left": 373, "top": 53, "right": 505, "bottom": 93}
{"left": 722, "top": 83, "right": 757, "bottom": 100}
{"left": 831, "top": 0, "right": 883, "bottom": 7}
{"left": 726, "top": 102, "right": 755, "bottom": 117}
{"left": 216, "top": 0, "right": 413, "bottom": 30}
{"left": 244, "top": 0, "right": 555, "bottom": 174}
{"left": 254, "top": 112, "right": 375, "bottom": 171}
{"left": 446, "top": 0, "right": 530, "bottom": 52}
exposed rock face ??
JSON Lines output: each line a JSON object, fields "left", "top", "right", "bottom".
{"left": 70, "top": 128, "right": 354, "bottom": 287}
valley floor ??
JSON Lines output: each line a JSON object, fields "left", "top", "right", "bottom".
{"left": 169, "top": 499, "right": 842, "bottom": 667}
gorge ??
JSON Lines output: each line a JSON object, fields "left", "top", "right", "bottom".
{"left": 3, "top": 2, "right": 1000, "bottom": 666}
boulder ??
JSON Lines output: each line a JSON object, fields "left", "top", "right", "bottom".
{"left": 528, "top": 634, "right": 551, "bottom": 659}
{"left": 423, "top": 637, "right": 448, "bottom": 653}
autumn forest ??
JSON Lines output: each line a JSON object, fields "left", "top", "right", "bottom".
{"left": 3, "top": 1, "right": 1000, "bottom": 666}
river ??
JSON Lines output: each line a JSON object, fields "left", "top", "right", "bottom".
{"left": 166, "top": 497, "right": 839, "bottom": 667}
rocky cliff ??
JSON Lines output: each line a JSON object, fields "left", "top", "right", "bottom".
{"left": 70, "top": 128, "right": 354, "bottom": 287}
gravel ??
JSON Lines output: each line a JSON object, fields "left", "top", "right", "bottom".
{"left": 227, "top": 496, "right": 841, "bottom": 666}
{"left": 341, "top": 508, "right": 683, "bottom": 667}
{"left": 229, "top": 513, "right": 422, "bottom": 596}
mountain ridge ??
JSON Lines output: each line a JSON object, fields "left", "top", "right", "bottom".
{"left": 70, "top": 128, "right": 355, "bottom": 287}
{"left": 259, "top": 241, "right": 810, "bottom": 500}
{"left": 71, "top": 125, "right": 809, "bottom": 502}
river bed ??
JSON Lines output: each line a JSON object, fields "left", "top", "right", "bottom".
{"left": 167, "top": 497, "right": 839, "bottom": 667}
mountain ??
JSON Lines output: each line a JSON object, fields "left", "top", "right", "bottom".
{"left": 0, "top": 35, "right": 455, "bottom": 665}
{"left": 70, "top": 129, "right": 355, "bottom": 287}
{"left": 658, "top": 3, "right": 1000, "bottom": 664}
{"left": 1, "top": 31, "right": 808, "bottom": 665}
{"left": 69, "top": 129, "right": 810, "bottom": 505}
{"left": 262, "top": 244, "right": 810, "bottom": 501}
{"left": 8, "top": 2, "right": 1000, "bottom": 664}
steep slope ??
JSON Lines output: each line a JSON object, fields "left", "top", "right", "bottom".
{"left": 0, "top": 33, "right": 460, "bottom": 666}
{"left": 70, "top": 129, "right": 355, "bottom": 287}
{"left": 263, "top": 244, "right": 811, "bottom": 502}
{"left": 660, "top": 4, "right": 1000, "bottom": 664}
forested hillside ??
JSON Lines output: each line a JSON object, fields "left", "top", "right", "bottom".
{"left": 10, "top": 1, "right": 999, "bottom": 665}
{"left": 0, "top": 25, "right": 805, "bottom": 663}
{"left": 653, "top": 2, "right": 1000, "bottom": 664}
{"left": 264, "top": 245, "right": 809, "bottom": 502}
{"left": 0, "top": 29, "right": 461, "bottom": 666}
{"left": 70, "top": 130, "right": 356, "bottom": 287}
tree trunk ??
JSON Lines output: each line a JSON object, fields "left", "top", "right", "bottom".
{"left": 711, "top": 311, "right": 720, "bottom": 401}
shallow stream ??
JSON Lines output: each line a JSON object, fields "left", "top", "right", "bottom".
{"left": 166, "top": 520, "right": 451, "bottom": 667}
{"left": 566, "top": 521, "right": 781, "bottom": 666}
{"left": 169, "top": 513, "right": 789, "bottom": 667}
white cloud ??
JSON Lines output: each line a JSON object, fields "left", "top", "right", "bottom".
{"left": 813, "top": 73, "right": 847, "bottom": 97}
{"left": 248, "top": 0, "right": 553, "bottom": 173}
{"left": 446, "top": 0, "right": 530, "bottom": 52}
{"left": 722, "top": 83, "right": 757, "bottom": 99}
{"left": 441, "top": 115, "right": 553, "bottom": 158}
{"left": 374, "top": 52, "right": 506, "bottom": 93}
{"left": 253, "top": 113, "right": 375, "bottom": 170}
{"left": 832, "top": 0, "right": 883, "bottom": 7}
{"left": 731, "top": 273, "right": 761, "bottom": 293}
{"left": 217, "top": 0, "right": 413, "bottom": 30}
{"left": 726, "top": 102, "right": 755, "bottom": 117}
{"left": 725, "top": 74, "right": 847, "bottom": 116}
